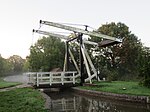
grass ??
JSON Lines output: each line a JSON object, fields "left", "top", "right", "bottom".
{"left": 0, "top": 88, "right": 47, "bottom": 112}
{"left": 0, "top": 78, "right": 21, "bottom": 89}
{"left": 80, "top": 81, "right": 150, "bottom": 96}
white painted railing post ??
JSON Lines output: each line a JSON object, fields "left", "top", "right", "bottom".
{"left": 28, "top": 71, "right": 79, "bottom": 87}
{"left": 61, "top": 72, "right": 64, "bottom": 85}
{"left": 33, "top": 74, "right": 35, "bottom": 84}
{"left": 73, "top": 72, "right": 75, "bottom": 84}
{"left": 28, "top": 73, "right": 31, "bottom": 83}
{"left": 36, "top": 73, "right": 39, "bottom": 87}
{"left": 50, "top": 72, "right": 52, "bottom": 86}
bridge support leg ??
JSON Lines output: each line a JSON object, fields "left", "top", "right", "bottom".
{"left": 79, "top": 34, "right": 85, "bottom": 86}
{"left": 66, "top": 42, "right": 69, "bottom": 71}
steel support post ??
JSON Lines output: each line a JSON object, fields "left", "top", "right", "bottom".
{"left": 66, "top": 42, "right": 69, "bottom": 71}
{"left": 79, "top": 33, "right": 84, "bottom": 86}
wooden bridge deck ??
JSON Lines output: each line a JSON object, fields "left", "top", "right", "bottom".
{"left": 33, "top": 83, "right": 80, "bottom": 88}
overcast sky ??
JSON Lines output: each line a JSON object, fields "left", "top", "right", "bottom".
{"left": 0, "top": 0, "right": 150, "bottom": 58}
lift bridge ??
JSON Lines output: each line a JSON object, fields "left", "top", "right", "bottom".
{"left": 27, "top": 20, "right": 122, "bottom": 88}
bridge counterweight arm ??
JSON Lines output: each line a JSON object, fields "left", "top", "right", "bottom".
{"left": 33, "top": 29, "right": 68, "bottom": 40}
{"left": 40, "top": 20, "right": 122, "bottom": 42}
{"left": 33, "top": 29, "right": 99, "bottom": 46}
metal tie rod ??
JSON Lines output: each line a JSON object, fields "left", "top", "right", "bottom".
{"left": 40, "top": 20, "right": 122, "bottom": 42}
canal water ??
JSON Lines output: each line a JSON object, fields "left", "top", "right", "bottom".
{"left": 3, "top": 74, "right": 150, "bottom": 112}
{"left": 45, "top": 89, "right": 150, "bottom": 112}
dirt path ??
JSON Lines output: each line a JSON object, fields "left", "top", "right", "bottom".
{"left": 0, "top": 84, "right": 32, "bottom": 92}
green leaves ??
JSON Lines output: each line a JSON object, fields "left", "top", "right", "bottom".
{"left": 29, "top": 36, "right": 65, "bottom": 71}
{"left": 138, "top": 47, "right": 150, "bottom": 87}
{"left": 89, "top": 22, "right": 143, "bottom": 80}
{"left": 8, "top": 55, "right": 25, "bottom": 72}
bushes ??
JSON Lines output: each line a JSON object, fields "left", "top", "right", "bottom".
{"left": 98, "top": 68, "right": 119, "bottom": 81}
{"left": 107, "top": 70, "right": 119, "bottom": 81}
{"left": 143, "top": 78, "right": 150, "bottom": 88}
{"left": 140, "top": 78, "right": 150, "bottom": 88}
{"left": 138, "top": 47, "right": 150, "bottom": 88}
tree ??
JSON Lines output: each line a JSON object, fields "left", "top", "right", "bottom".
{"left": 0, "top": 54, "right": 14, "bottom": 76}
{"left": 23, "top": 56, "right": 30, "bottom": 72}
{"left": 0, "top": 55, "right": 5, "bottom": 75}
{"left": 3, "top": 59, "right": 13, "bottom": 75}
{"left": 89, "top": 22, "right": 143, "bottom": 80}
{"left": 138, "top": 47, "right": 150, "bottom": 87}
{"left": 8, "top": 55, "right": 25, "bottom": 73}
{"left": 28, "top": 36, "right": 65, "bottom": 71}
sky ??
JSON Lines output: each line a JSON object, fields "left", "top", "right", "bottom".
{"left": 0, "top": 0, "right": 150, "bottom": 59}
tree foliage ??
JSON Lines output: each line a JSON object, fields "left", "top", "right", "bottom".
{"left": 28, "top": 36, "right": 65, "bottom": 71}
{"left": 138, "top": 47, "right": 150, "bottom": 87}
{"left": 0, "top": 54, "right": 24, "bottom": 76}
{"left": 8, "top": 55, "right": 25, "bottom": 73}
{"left": 89, "top": 22, "right": 143, "bottom": 80}
{"left": 0, "top": 55, "right": 6, "bottom": 75}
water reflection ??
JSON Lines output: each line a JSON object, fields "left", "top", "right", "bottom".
{"left": 45, "top": 90, "right": 150, "bottom": 112}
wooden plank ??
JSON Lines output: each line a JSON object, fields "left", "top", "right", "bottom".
{"left": 81, "top": 46, "right": 92, "bottom": 84}
{"left": 39, "top": 82, "right": 50, "bottom": 84}
{"left": 36, "top": 73, "right": 39, "bottom": 86}
{"left": 73, "top": 73, "right": 75, "bottom": 84}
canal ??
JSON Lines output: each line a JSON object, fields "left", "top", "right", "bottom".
{"left": 4, "top": 74, "right": 150, "bottom": 112}
{"left": 44, "top": 89, "right": 150, "bottom": 112}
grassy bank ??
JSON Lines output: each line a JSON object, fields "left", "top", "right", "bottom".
{"left": 0, "top": 78, "right": 47, "bottom": 112}
{"left": 80, "top": 81, "right": 150, "bottom": 96}
{"left": 0, "top": 78, "right": 21, "bottom": 89}
{"left": 0, "top": 88, "right": 46, "bottom": 112}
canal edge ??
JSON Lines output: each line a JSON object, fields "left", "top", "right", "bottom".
{"left": 71, "top": 87, "right": 150, "bottom": 104}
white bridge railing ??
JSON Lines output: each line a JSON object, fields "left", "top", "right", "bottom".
{"left": 26, "top": 71, "right": 80, "bottom": 87}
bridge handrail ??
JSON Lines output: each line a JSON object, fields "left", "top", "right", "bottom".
{"left": 26, "top": 71, "right": 79, "bottom": 86}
